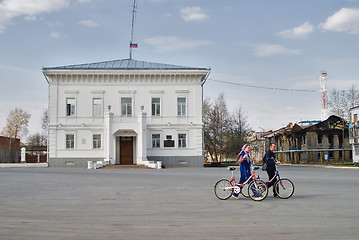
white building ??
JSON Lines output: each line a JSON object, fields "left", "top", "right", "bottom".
{"left": 43, "top": 59, "right": 210, "bottom": 167}
{"left": 349, "top": 106, "right": 359, "bottom": 163}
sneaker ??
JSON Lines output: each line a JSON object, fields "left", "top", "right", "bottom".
{"left": 232, "top": 192, "right": 240, "bottom": 199}
{"left": 232, "top": 186, "right": 240, "bottom": 199}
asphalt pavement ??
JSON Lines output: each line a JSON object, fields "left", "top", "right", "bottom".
{"left": 0, "top": 165, "right": 358, "bottom": 240}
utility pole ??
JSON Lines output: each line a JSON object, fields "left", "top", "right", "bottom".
{"left": 320, "top": 71, "right": 328, "bottom": 121}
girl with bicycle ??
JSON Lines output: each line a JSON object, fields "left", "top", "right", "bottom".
{"left": 232, "top": 144, "right": 252, "bottom": 198}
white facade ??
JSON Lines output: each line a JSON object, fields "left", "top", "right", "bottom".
{"left": 43, "top": 59, "right": 210, "bottom": 167}
{"left": 349, "top": 106, "right": 359, "bottom": 163}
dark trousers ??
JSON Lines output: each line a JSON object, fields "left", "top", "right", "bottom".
{"left": 266, "top": 169, "right": 278, "bottom": 196}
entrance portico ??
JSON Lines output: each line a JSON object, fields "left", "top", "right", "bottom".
{"left": 106, "top": 111, "right": 148, "bottom": 166}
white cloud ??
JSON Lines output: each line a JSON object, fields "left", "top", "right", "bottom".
{"left": 49, "top": 31, "right": 60, "bottom": 38}
{"left": 180, "top": 6, "right": 208, "bottom": 22}
{"left": 144, "top": 36, "right": 211, "bottom": 52}
{"left": 0, "top": 0, "right": 70, "bottom": 33}
{"left": 320, "top": 8, "right": 359, "bottom": 34}
{"left": 78, "top": 19, "right": 99, "bottom": 27}
{"left": 277, "top": 22, "right": 314, "bottom": 39}
{"left": 250, "top": 43, "right": 302, "bottom": 57}
{"left": 78, "top": 0, "right": 91, "bottom": 3}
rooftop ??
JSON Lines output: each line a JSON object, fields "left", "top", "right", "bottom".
{"left": 43, "top": 58, "right": 210, "bottom": 71}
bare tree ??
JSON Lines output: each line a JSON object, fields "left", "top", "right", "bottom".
{"left": 1, "top": 108, "right": 31, "bottom": 163}
{"left": 328, "top": 85, "right": 359, "bottom": 119}
{"left": 41, "top": 109, "right": 48, "bottom": 145}
{"left": 26, "top": 109, "right": 48, "bottom": 147}
{"left": 204, "top": 95, "right": 251, "bottom": 162}
{"left": 224, "top": 107, "right": 251, "bottom": 158}
{"left": 204, "top": 95, "right": 230, "bottom": 162}
{"left": 27, "top": 133, "right": 43, "bottom": 146}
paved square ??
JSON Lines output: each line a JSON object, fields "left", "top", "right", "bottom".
{"left": 0, "top": 166, "right": 358, "bottom": 240}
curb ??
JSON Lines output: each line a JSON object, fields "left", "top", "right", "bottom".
{"left": 0, "top": 163, "right": 49, "bottom": 168}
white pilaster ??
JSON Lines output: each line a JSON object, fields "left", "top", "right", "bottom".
{"left": 137, "top": 112, "right": 147, "bottom": 164}
{"left": 104, "top": 111, "right": 115, "bottom": 164}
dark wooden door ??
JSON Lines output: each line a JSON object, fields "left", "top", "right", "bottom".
{"left": 120, "top": 137, "right": 133, "bottom": 165}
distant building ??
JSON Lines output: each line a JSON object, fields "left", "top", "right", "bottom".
{"left": 43, "top": 59, "right": 210, "bottom": 167}
{"left": 264, "top": 115, "right": 351, "bottom": 163}
{"left": 0, "top": 136, "right": 20, "bottom": 163}
{"left": 246, "top": 130, "right": 266, "bottom": 161}
{"left": 349, "top": 106, "right": 359, "bottom": 163}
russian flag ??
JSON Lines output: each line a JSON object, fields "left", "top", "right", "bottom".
{"left": 130, "top": 42, "right": 138, "bottom": 48}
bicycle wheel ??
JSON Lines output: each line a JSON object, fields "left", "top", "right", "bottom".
{"left": 275, "top": 178, "right": 294, "bottom": 199}
{"left": 214, "top": 179, "right": 233, "bottom": 200}
{"left": 241, "top": 184, "right": 250, "bottom": 198}
{"left": 248, "top": 180, "right": 268, "bottom": 201}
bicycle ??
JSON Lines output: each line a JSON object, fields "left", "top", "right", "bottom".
{"left": 262, "top": 164, "right": 294, "bottom": 199}
{"left": 214, "top": 165, "right": 268, "bottom": 201}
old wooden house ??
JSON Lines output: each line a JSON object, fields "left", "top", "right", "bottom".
{"left": 264, "top": 115, "right": 352, "bottom": 163}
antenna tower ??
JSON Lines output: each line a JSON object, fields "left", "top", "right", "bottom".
{"left": 320, "top": 71, "right": 328, "bottom": 120}
{"left": 129, "top": 0, "right": 137, "bottom": 59}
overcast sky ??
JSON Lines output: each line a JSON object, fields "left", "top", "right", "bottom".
{"left": 1, "top": 0, "right": 359, "bottom": 140}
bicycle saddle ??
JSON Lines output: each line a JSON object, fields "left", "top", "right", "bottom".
{"left": 228, "top": 167, "right": 236, "bottom": 171}
{"left": 253, "top": 166, "right": 260, "bottom": 170}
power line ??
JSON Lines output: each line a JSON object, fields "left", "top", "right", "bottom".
{"left": 208, "top": 78, "right": 317, "bottom": 93}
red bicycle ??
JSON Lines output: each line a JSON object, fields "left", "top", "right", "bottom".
{"left": 214, "top": 165, "right": 268, "bottom": 201}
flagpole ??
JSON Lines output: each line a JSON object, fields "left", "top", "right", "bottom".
{"left": 129, "top": 0, "right": 137, "bottom": 59}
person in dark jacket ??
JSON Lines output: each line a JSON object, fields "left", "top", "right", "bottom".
{"left": 264, "top": 143, "right": 280, "bottom": 197}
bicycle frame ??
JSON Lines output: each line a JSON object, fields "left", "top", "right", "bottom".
{"left": 264, "top": 165, "right": 289, "bottom": 190}
{"left": 223, "top": 166, "right": 260, "bottom": 191}
{"left": 214, "top": 164, "right": 269, "bottom": 201}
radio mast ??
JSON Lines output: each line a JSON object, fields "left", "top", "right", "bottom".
{"left": 320, "top": 71, "right": 328, "bottom": 120}
{"left": 129, "top": 0, "right": 137, "bottom": 59}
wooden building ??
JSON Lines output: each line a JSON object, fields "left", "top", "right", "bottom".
{"left": 264, "top": 115, "right": 352, "bottom": 164}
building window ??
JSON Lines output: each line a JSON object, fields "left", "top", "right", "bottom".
{"left": 354, "top": 145, "right": 359, "bottom": 156}
{"left": 93, "top": 98, "right": 102, "bottom": 117}
{"left": 152, "top": 134, "right": 160, "bottom": 148}
{"left": 93, "top": 134, "right": 101, "bottom": 149}
{"left": 66, "top": 98, "right": 76, "bottom": 116}
{"left": 318, "top": 135, "right": 323, "bottom": 144}
{"left": 152, "top": 98, "right": 160, "bottom": 116}
{"left": 121, "top": 98, "right": 132, "bottom": 116}
{"left": 178, "top": 134, "right": 187, "bottom": 148}
{"left": 177, "top": 98, "right": 186, "bottom": 116}
{"left": 349, "top": 128, "right": 354, "bottom": 138}
{"left": 66, "top": 134, "right": 75, "bottom": 149}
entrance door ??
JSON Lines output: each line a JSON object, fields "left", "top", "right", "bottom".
{"left": 120, "top": 137, "right": 133, "bottom": 165}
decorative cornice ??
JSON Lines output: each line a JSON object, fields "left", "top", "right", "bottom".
{"left": 44, "top": 71, "right": 207, "bottom": 85}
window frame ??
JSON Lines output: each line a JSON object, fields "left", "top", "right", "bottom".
{"left": 151, "top": 97, "right": 161, "bottom": 116}
{"left": 93, "top": 134, "right": 102, "bottom": 149}
{"left": 93, "top": 98, "right": 102, "bottom": 117}
{"left": 152, "top": 134, "right": 161, "bottom": 148}
{"left": 66, "top": 134, "right": 75, "bottom": 149}
{"left": 121, "top": 98, "right": 132, "bottom": 116}
{"left": 177, "top": 97, "right": 186, "bottom": 116}
{"left": 178, "top": 133, "right": 187, "bottom": 148}
{"left": 66, "top": 98, "right": 76, "bottom": 117}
